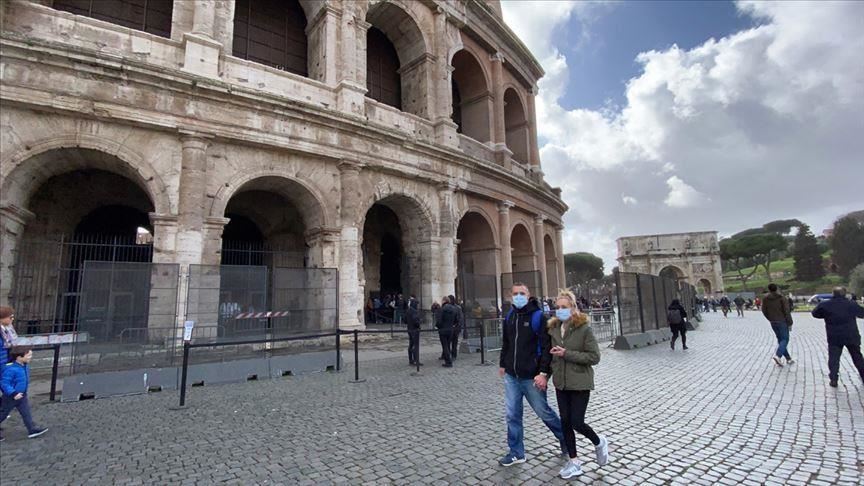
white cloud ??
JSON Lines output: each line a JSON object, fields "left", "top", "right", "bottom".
{"left": 502, "top": 0, "right": 864, "bottom": 269}
{"left": 663, "top": 176, "right": 708, "bottom": 208}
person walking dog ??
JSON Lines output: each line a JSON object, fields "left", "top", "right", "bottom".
{"left": 812, "top": 287, "right": 864, "bottom": 387}
{"left": 547, "top": 290, "right": 609, "bottom": 479}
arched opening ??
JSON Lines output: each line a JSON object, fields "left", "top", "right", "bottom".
{"left": 361, "top": 194, "right": 431, "bottom": 323}
{"left": 11, "top": 166, "right": 155, "bottom": 333}
{"left": 660, "top": 265, "right": 686, "bottom": 281}
{"left": 451, "top": 50, "right": 491, "bottom": 142}
{"left": 365, "top": 2, "right": 429, "bottom": 117}
{"left": 232, "top": 0, "right": 308, "bottom": 76}
{"left": 544, "top": 234, "right": 558, "bottom": 296}
{"left": 504, "top": 88, "right": 530, "bottom": 165}
{"left": 53, "top": 0, "right": 173, "bottom": 38}
{"left": 510, "top": 223, "right": 535, "bottom": 273}
{"left": 699, "top": 278, "right": 712, "bottom": 295}
{"left": 456, "top": 211, "right": 498, "bottom": 319}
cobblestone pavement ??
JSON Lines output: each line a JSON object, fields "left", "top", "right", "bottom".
{"left": 1, "top": 313, "right": 862, "bottom": 485}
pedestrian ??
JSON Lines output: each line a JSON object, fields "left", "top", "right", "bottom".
{"left": 719, "top": 295, "right": 731, "bottom": 317}
{"left": 449, "top": 295, "right": 462, "bottom": 360}
{"left": 1, "top": 306, "right": 17, "bottom": 368}
{"left": 436, "top": 297, "right": 457, "bottom": 367}
{"left": 547, "top": 290, "right": 609, "bottom": 478}
{"left": 406, "top": 296, "right": 422, "bottom": 366}
{"left": 497, "top": 282, "right": 567, "bottom": 467}
{"left": 761, "top": 283, "right": 794, "bottom": 367}
{"left": 811, "top": 287, "right": 864, "bottom": 387}
{"left": 733, "top": 295, "right": 745, "bottom": 317}
{"left": 667, "top": 299, "right": 689, "bottom": 350}
{"left": 0, "top": 346, "right": 48, "bottom": 442}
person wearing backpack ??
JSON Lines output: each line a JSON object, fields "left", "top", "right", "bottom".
{"left": 497, "top": 283, "right": 567, "bottom": 467}
{"left": 667, "top": 299, "right": 688, "bottom": 350}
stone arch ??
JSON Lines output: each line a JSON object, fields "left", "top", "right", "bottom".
{"left": 510, "top": 222, "right": 535, "bottom": 273}
{"left": 365, "top": 0, "right": 431, "bottom": 118}
{"left": 659, "top": 265, "right": 686, "bottom": 281}
{"left": 456, "top": 211, "right": 497, "bottom": 276}
{"left": 1, "top": 138, "right": 171, "bottom": 216}
{"left": 504, "top": 87, "right": 530, "bottom": 165}
{"left": 232, "top": 0, "right": 309, "bottom": 77}
{"left": 456, "top": 205, "right": 499, "bottom": 248}
{"left": 451, "top": 49, "right": 492, "bottom": 142}
{"left": 698, "top": 278, "right": 712, "bottom": 295}
{"left": 210, "top": 171, "right": 333, "bottom": 230}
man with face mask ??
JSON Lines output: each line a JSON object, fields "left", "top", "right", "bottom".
{"left": 497, "top": 283, "right": 567, "bottom": 466}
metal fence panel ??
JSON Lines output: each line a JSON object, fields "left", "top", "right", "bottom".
{"left": 615, "top": 271, "right": 642, "bottom": 335}
{"left": 270, "top": 267, "right": 339, "bottom": 336}
{"left": 71, "top": 261, "right": 179, "bottom": 373}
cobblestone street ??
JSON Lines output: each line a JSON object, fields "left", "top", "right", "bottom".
{"left": 1, "top": 312, "right": 862, "bottom": 485}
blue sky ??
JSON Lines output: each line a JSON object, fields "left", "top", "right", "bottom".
{"left": 559, "top": 1, "right": 762, "bottom": 111}
{"left": 501, "top": 1, "right": 864, "bottom": 268}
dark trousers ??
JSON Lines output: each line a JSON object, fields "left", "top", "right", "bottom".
{"left": 0, "top": 394, "right": 37, "bottom": 433}
{"left": 439, "top": 332, "right": 452, "bottom": 365}
{"left": 828, "top": 343, "right": 864, "bottom": 381}
{"left": 671, "top": 324, "right": 687, "bottom": 347}
{"left": 555, "top": 389, "right": 600, "bottom": 459}
{"left": 450, "top": 328, "right": 460, "bottom": 359}
{"left": 408, "top": 330, "right": 420, "bottom": 364}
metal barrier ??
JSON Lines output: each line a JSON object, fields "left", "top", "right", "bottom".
{"left": 588, "top": 310, "right": 619, "bottom": 344}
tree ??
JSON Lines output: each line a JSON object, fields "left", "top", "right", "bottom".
{"left": 829, "top": 216, "right": 864, "bottom": 278}
{"left": 849, "top": 263, "right": 864, "bottom": 298}
{"left": 720, "top": 233, "right": 787, "bottom": 289}
{"left": 564, "top": 252, "right": 604, "bottom": 286}
{"left": 751, "top": 233, "right": 788, "bottom": 280}
{"left": 720, "top": 238, "right": 759, "bottom": 291}
{"left": 793, "top": 224, "right": 825, "bottom": 281}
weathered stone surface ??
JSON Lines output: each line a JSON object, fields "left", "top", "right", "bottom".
{"left": 618, "top": 232, "right": 725, "bottom": 296}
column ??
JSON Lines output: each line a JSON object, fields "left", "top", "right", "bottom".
{"left": 202, "top": 217, "right": 229, "bottom": 265}
{"left": 497, "top": 201, "right": 513, "bottom": 275}
{"left": 436, "top": 182, "right": 458, "bottom": 303}
{"left": 432, "top": 6, "right": 459, "bottom": 147}
{"left": 0, "top": 204, "right": 34, "bottom": 306}
{"left": 307, "top": 5, "right": 341, "bottom": 85}
{"left": 336, "top": 6, "right": 368, "bottom": 117}
{"left": 526, "top": 85, "right": 544, "bottom": 183}
{"left": 305, "top": 227, "right": 342, "bottom": 268}
{"left": 338, "top": 160, "right": 364, "bottom": 329}
{"left": 534, "top": 215, "right": 547, "bottom": 299}
{"left": 556, "top": 226, "right": 566, "bottom": 290}
{"left": 148, "top": 213, "right": 179, "bottom": 264}
{"left": 182, "top": 0, "right": 222, "bottom": 78}
{"left": 490, "top": 53, "right": 512, "bottom": 168}
{"left": 175, "top": 132, "right": 211, "bottom": 265}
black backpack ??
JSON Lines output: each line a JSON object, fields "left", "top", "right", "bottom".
{"left": 667, "top": 308, "right": 683, "bottom": 325}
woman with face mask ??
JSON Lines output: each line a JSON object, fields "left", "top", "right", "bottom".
{"left": 547, "top": 291, "right": 609, "bottom": 479}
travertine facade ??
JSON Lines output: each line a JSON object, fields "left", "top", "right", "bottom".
{"left": 617, "top": 232, "right": 724, "bottom": 295}
{"left": 0, "top": 0, "right": 567, "bottom": 330}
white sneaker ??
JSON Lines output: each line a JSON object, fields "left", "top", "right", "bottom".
{"left": 595, "top": 435, "right": 610, "bottom": 466}
{"left": 772, "top": 356, "right": 784, "bottom": 367}
{"left": 559, "top": 460, "right": 583, "bottom": 479}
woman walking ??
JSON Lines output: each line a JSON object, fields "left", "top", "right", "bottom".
{"left": 667, "top": 299, "right": 688, "bottom": 350}
{"left": 547, "top": 291, "right": 609, "bottom": 479}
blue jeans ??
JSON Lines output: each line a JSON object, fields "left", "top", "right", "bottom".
{"left": 0, "top": 394, "right": 37, "bottom": 433}
{"left": 504, "top": 373, "right": 566, "bottom": 458}
{"left": 770, "top": 321, "right": 791, "bottom": 359}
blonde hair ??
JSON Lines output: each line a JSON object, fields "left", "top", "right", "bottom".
{"left": 547, "top": 289, "right": 588, "bottom": 329}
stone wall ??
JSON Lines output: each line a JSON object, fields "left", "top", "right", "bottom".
{"left": 617, "top": 232, "right": 724, "bottom": 295}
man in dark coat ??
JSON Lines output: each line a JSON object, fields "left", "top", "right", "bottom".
{"left": 437, "top": 297, "right": 458, "bottom": 367}
{"left": 449, "top": 296, "right": 463, "bottom": 359}
{"left": 406, "top": 296, "right": 422, "bottom": 366}
{"left": 762, "top": 283, "right": 794, "bottom": 367}
{"left": 812, "top": 287, "right": 864, "bottom": 387}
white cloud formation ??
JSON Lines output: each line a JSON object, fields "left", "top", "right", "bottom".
{"left": 663, "top": 176, "right": 708, "bottom": 208}
{"left": 502, "top": 1, "right": 864, "bottom": 269}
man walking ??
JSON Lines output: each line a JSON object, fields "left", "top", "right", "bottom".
{"left": 762, "top": 283, "right": 794, "bottom": 366}
{"left": 733, "top": 295, "right": 745, "bottom": 317}
{"left": 812, "top": 287, "right": 864, "bottom": 387}
{"left": 436, "top": 297, "right": 458, "bottom": 367}
{"left": 498, "top": 282, "right": 567, "bottom": 466}
{"left": 450, "top": 296, "right": 463, "bottom": 360}
{"left": 406, "top": 296, "right": 422, "bottom": 366}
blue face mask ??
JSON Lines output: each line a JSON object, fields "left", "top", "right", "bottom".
{"left": 512, "top": 294, "right": 528, "bottom": 309}
{"left": 555, "top": 308, "right": 572, "bottom": 321}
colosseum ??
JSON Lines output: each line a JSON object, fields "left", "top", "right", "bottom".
{"left": 0, "top": 0, "right": 567, "bottom": 342}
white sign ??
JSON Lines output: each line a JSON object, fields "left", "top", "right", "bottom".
{"left": 183, "top": 320, "right": 195, "bottom": 342}
{"left": 15, "top": 332, "right": 88, "bottom": 345}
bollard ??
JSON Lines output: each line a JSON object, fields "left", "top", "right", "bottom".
{"left": 49, "top": 344, "right": 60, "bottom": 401}
{"left": 335, "top": 329, "right": 341, "bottom": 371}
{"left": 411, "top": 330, "right": 421, "bottom": 376}
{"left": 349, "top": 329, "right": 365, "bottom": 383}
{"left": 179, "top": 341, "right": 190, "bottom": 407}
{"left": 479, "top": 324, "right": 486, "bottom": 365}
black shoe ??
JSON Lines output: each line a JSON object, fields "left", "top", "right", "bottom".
{"left": 415, "top": 362, "right": 424, "bottom": 366}
{"left": 442, "top": 363, "right": 453, "bottom": 368}
{"left": 438, "top": 356, "right": 445, "bottom": 360}
{"left": 829, "top": 379, "right": 838, "bottom": 388}
{"left": 683, "top": 345, "right": 689, "bottom": 350}
{"left": 670, "top": 341, "right": 675, "bottom": 350}
{"left": 28, "top": 428, "right": 48, "bottom": 439}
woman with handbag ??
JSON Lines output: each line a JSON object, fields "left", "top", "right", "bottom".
{"left": 547, "top": 291, "right": 609, "bottom": 479}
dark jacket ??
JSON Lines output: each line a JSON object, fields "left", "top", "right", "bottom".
{"left": 437, "top": 303, "right": 459, "bottom": 334}
{"left": 762, "top": 291, "right": 793, "bottom": 325}
{"left": 1, "top": 361, "right": 29, "bottom": 396}
{"left": 499, "top": 300, "right": 551, "bottom": 379}
{"left": 406, "top": 306, "right": 421, "bottom": 331}
{"left": 667, "top": 301, "right": 688, "bottom": 326}
{"left": 812, "top": 296, "right": 864, "bottom": 346}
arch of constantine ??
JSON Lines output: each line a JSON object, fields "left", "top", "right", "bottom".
{"left": 0, "top": 0, "right": 567, "bottom": 333}
{"left": 616, "top": 232, "right": 724, "bottom": 296}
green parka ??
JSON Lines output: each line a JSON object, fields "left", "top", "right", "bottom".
{"left": 547, "top": 314, "right": 600, "bottom": 391}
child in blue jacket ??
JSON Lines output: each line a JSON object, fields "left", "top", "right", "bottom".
{"left": 0, "top": 346, "right": 48, "bottom": 441}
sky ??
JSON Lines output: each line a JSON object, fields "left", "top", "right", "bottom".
{"left": 501, "top": 0, "right": 864, "bottom": 271}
